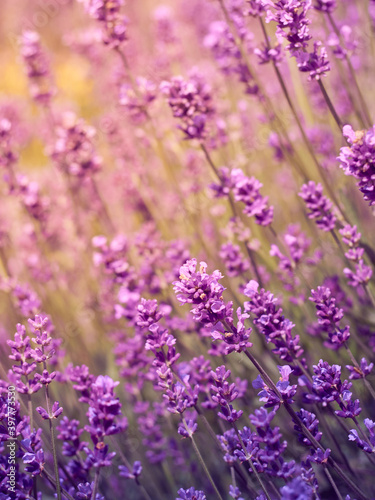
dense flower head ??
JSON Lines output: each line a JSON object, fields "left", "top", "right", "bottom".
{"left": 231, "top": 168, "right": 274, "bottom": 225}
{"left": 294, "top": 409, "right": 322, "bottom": 446}
{"left": 0, "top": 118, "right": 18, "bottom": 170}
{"left": 244, "top": 281, "right": 304, "bottom": 364}
{"left": 297, "top": 42, "right": 330, "bottom": 80}
{"left": 266, "top": 0, "right": 312, "bottom": 54}
{"left": 339, "top": 124, "right": 375, "bottom": 206}
{"left": 299, "top": 181, "right": 337, "bottom": 231}
{"left": 176, "top": 487, "right": 206, "bottom": 500}
{"left": 173, "top": 259, "right": 228, "bottom": 325}
{"left": 219, "top": 242, "right": 250, "bottom": 277}
{"left": 50, "top": 111, "right": 101, "bottom": 179}
{"left": 161, "top": 74, "right": 215, "bottom": 140}
{"left": 82, "top": 0, "right": 128, "bottom": 47}
{"left": 204, "top": 21, "right": 259, "bottom": 95}
{"left": 119, "top": 77, "right": 157, "bottom": 123}
{"left": 314, "top": 0, "right": 336, "bottom": 12}
{"left": 309, "top": 286, "right": 351, "bottom": 348}
{"left": 280, "top": 476, "right": 314, "bottom": 500}
{"left": 19, "top": 30, "right": 54, "bottom": 104}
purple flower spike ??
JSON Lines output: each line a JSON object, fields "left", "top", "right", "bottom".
{"left": 309, "top": 286, "right": 351, "bottom": 348}
{"left": 231, "top": 169, "right": 274, "bottom": 226}
{"left": 346, "top": 358, "right": 374, "bottom": 380}
{"left": 314, "top": 0, "right": 336, "bottom": 13}
{"left": 280, "top": 476, "right": 314, "bottom": 500}
{"left": 339, "top": 124, "right": 375, "bottom": 206}
{"left": 297, "top": 42, "right": 330, "bottom": 81}
{"left": 119, "top": 461, "right": 142, "bottom": 479}
{"left": 299, "top": 181, "right": 336, "bottom": 231}
{"left": 176, "top": 487, "right": 207, "bottom": 500}
{"left": 36, "top": 401, "right": 63, "bottom": 420}
{"left": 161, "top": 75, "right": 215, "bottom": 141}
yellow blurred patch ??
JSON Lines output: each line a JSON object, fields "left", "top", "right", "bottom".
{"left": 0, "top": 59, "right": 27, "bottom": 95}
{"left": 54, "top": 56, "right": 94, "bottom": 114}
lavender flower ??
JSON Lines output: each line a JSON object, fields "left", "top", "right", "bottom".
{"left": 50, "top": 112, "right": 101, "bottom": 180}
{"left": 346, "top": 358, "right": 374, "bottom": 380}
{"left": 314, "top": 0, "right": 336, "bottom": 13}
{"left": 161, "top": 75, "right": 215, "bottom": 141}
{"left": 82, "top": 0, "right": 128, "bottom": 47}
{"left": 339, "top": 124, "right": 375, "bottom": 206}
{"left": 349, "top": 418, "right": 375, "bottom": 453}
{"left": 244, "top": 281, "right": 304, "bottom": 365}
{"left": 310, "top": 286, "right": 351, "bottom": 348}
{"left": 299, "top": 181, "right": 336, "bottom": 231}
{"left": 231, "top": 169, "right": 274, "bottom": 226}
{"left": 19, "top": 31, "right": 54, "bottom": 105}
{"left": 297, "top": 42, "right": 330, "bottom": 80}
{"left": 219, "top": 242, "right": 250, "bottom": 277}
{"left": 176, "top": 487, "right": 206, "bottom": 500}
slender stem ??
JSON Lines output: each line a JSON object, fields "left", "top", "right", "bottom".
{"left": 91, "top": 179, "right": 116, "bottom": 234}
{"left": 258, "top": 18, "right": 349, "bottom": 218}
{"left": 317, "top": 80, "right": 343, "bottom": 131}
{"left": 324, "top": 467, "right": 343, "bottom": 500}
{"left": 314, "top": 405, "right": 356, "bottom": 477}
{"left": 42, "top": 350, "right": 62, "bottom": 500}
{"left": 27, "top": 393, "right": 33, "bottom": 431}
{"left": 327, "top": 12, "right": 372, "bottom": 127}
{"left": 91, "top": 468, "right": 100, "bottom": 500}
{"left": 183, "top": 418, "right": 224, "bottom": 500}
{"left": 42, "top": 469, "right": 75, "bottom": 500}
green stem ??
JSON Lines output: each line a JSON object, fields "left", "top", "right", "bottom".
{"left": 324, "top": 466, "right": 344, "bottom": 500}
{"left": 327, "top": 12, "right": 372, "bottom": 127}
{"left": 317, "top": 80, "right": 344, "bottom": 131}
{"left": 183, "top": 418, "right": 224, "bottom": 500}
{"left": 42, "top": 468, "right": 75, "bottom": 500}
{"left": 91, "top": 468, "right": 100, "bottom": 500}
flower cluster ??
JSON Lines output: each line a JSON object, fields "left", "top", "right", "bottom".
{"left": 83, "top": 0, "right": 128, "bottom": 47}
{"left": 161, "top": 74, "right": 215, "bottom": 141}
{"left": 19, "top": 30, "right": 55, "bottom": 105}
{"left": 299, "top": 181, "right": 337, "bottom": 231}
{"left": 309, "top": 286, "right": 351, "bottom": 348}
{"left": 339, "top": 125, "right": 375, "bottom": 206}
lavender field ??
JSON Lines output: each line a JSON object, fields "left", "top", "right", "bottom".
{"left": 1, "top": 1, "right": 375, "bottom": 499}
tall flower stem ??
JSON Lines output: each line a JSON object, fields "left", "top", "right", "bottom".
{"left": 317, "top": 80, "right": 344, "bottom": 131}
{"left": 42, "top": 349, "right": 61, "bottom": 500}
{"left": 216, "top": 0, "right": 311, "bottom": 182}
{"left": 182, "top": 418, "right": 224, "bottom": 500}
{"left": 327, "top": 12, "right": 372, "bottom": 128}
{"left": 91, "top": 468, "right": 100, "bottom": 500}
{"left": 44, "top": 383, "right": 62, "bottom": 500}
{"left": 258, "top": 17, "right": 348, "bottom": 221}
{"left": 324, "top": 467, "right": 344, "bottom": 500}
{"left": 41, "top": 468, "right": 75, "bottom": 500}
